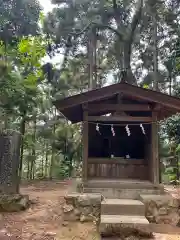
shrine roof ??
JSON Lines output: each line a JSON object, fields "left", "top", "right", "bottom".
{"left": 53, "top": 82, "right": 180, "bottom": 123}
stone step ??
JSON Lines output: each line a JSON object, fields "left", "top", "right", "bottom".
{"left": 100, "top": 215, "right": 151, "bottom": 237}
{"left": 84, "top": 187, "right": 163, "bottom": 199}
{"left": 101, "top": 199, "right": 145, "bottom": 216}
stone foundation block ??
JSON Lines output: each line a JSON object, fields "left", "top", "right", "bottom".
{"left": 139, "top": 194, "right": 180, "bottom": 226}
{"left": 63, "top": 193, "right": 101, "bottom": 223}
{"left": 0, "top": 194, "right": 29, "bottom": 212}
{"left": 100, "top": 223, "right": 153, "bottom": 238}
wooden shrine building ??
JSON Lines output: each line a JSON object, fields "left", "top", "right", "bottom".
{"left": 54, "top": 82, "right": 180, "bottom": 185}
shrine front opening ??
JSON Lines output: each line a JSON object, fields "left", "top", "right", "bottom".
{"left": 88, "top": 123, "right": 151, "bottom": 180}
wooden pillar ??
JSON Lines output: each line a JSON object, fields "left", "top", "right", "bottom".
{"left": 151, "top": 112, "right": 159, "bottom": 184}
{"left": 82, "top": 106, "right": 88, "bottom": 182}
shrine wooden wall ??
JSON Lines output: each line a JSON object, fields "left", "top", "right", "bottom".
{"left": 87, "top": 158, "right": 148, "bottom": 180}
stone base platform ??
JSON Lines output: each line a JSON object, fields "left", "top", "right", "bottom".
{"left": 63, "top": 179, "right": 180, "bottom": 231}
{"left": 63, "top": 192, "right": 180, "bottom": 225}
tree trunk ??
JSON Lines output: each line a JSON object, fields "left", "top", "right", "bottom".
{"left": 45, "top": 143, "right": 49, "bottom": 178}
{"left": 49, "top": 147, "right": 55, "bottom": 180}
{"left": 30, "top": 118, "right": 36, "bottom": 180}
{"left": 153, "top": 7, "right": 159, "bottom": 91}
{"left": 68, "top": 155, "right": 74, "bottom": 177}
{"left": 123, "top": 42, "right": 137, "bottom": 84}
{"left": 41, "top": 156, "right": 44, "bottom": 178}
{"left": 4, "top": 115, "right": 9, "bottom": 130}
{"left": 176, "top": 155, "right": 179, "bottom": 182}
{"left": 88, "top": 28, "right": 97, "bottom": 90}
{"left": 113, "top": 0, "right": 143, "bottom": 85}
{"left": 19, "top": 111, "right": 26, "bottom": 178}
{"left": 27, "top": 160, "right": 30, "bottom": 179}
{"left": 169, "top": 72, "right": 172, "bottom": 95}
{"left": 49, "top": 109, "right": 57, "bottom": 179}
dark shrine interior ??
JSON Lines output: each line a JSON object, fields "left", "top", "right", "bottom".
{"left": 88, "top": 123, "right": 151, "bottom": 159}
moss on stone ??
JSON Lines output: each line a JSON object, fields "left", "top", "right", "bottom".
{"left": 0, "top": 194, "right": 29, "bottom": 212}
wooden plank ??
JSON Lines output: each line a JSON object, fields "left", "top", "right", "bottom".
{"left": 114, "top": 93, "right": 127, "bottom": 116}
{"left": 87, "top": 116, "right": 152, "bottom": 122}
{"left": 151, "top": 112, "right": 159, "bottom": 184}
{"left": 87, "top": 163, "right": 148, "bottom": 179}
{"left": 82, "top": 108, "right": 88, "bottom": 182}
{"left": 88, "top": 158, "right": 146, "bottom": 165}
{"left": 88, "top": 104, "right": 151, "bottom": 114}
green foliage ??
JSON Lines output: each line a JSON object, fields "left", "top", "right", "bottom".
{"left": 0, "top": 0, "right": 180, "bottom": 182}
{"left": 0, "top": 0, "right": 42, "bottom": 41}
{"left": 163, "top": 115, "right": 180, "bottom": 143}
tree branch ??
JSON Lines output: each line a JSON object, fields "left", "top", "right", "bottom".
{"left": 112, "top": 0, "right": 121, "bottom": 26}
{"left": 95, "top": 23, "right": 123, "bottom": 40}
{"left": 128, "top": 0, "right": 143, "bottom": 45}
{"left": 70, "top": 21, "right": 123, "bottom": 40}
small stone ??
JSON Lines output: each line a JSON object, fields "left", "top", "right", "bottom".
{"left": 63, "top": 212, "right": 78, "bottom": 221}
{"left": 45, "top": 232, "right": 56, "bottom": 236}
{"left": 0, "top": 229, "right": 8, "bottom": 234}
{"left": 164, "top": 219, "right": 171, "bottom": 224}
{"left": 65, "top": 193, "right": 79, "bottom": 205}
{"left": 152, "top": 206, "right": 159, "bottom": 218}
{"left": 63, "top": 204, "right": 74, "bottom": 213}
{"left": 80, "top": 214, "right": 86, "bottom": 222}
{"left": 146, "top": 215, "right": 155, "bottom": 222}
{"left": 62, "top": 221, "right": 69, "bottom": 227}
{"left": 77, "top": 194, "right": 101, "bottom": 206}
{"left": 168, "top": 198, "right": 179, "bottom": 208}
{"left": 92, "top": 206, "right": 101, "bottom": 217}
{"left": 80, "top": 206, "right": 92, "bottom": 216}
{"left": 74, "top": 208, "right": 81, "bottom": 216}
{"left": 155, "top": 211, "right": 179, "bottom": 226}
{"left": 77, "top": 195, "right": 91, "bottom": 206}
{"left": 80, "top": 214, "right": 93, "bottom": 222}
{"left": 158, "top": 207, "right": 168, "bottom": 215}
{"left": 148, "top": 200, "right": 157, "bottom": 210}
{"left": 76, "top": 180, "right": 84, "bottom": 193}
{"left": 19, "top": 196, "right": 29, "bottom": 210}
{"left": 89, "top": 194, "right": 102, "bottom": 206}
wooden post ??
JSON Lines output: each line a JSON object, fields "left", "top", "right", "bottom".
{"left": 151, "top": 112, "right": 159, "bottom": 184}
{"left": 82, "top": 105, "right": 88, "bottom": 182}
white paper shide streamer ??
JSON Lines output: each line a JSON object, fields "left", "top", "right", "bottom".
{"left": 96, "top": 123, "right": 101, "bottom": 134}
{"left": 125, "top": 125, "right": 131, "bottom": 136}
{"left": 140, "top": 124, "right": 146, "bottom": 135}
{"left": 111, "top": 124, "right": 115, "bottom": 136}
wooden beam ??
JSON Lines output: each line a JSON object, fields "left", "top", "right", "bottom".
{"left": 88, "top": 158, "right": 145, "bottom": 165}
{"left": 114, "top": 93, "right": 127, "bottom": 116}
{"left": 88, "top": 104, "right": 151, "bottom": 114}
{"left": 121, "top": 84, "right": 180, "bottom": 110}
{"left": 82, "top": 107, "right": 88, "bottom": 182}
{"left": 153, "top": 103, "right": 162, "bottom": 111}
{"left": 88, "top": 116, "right": 152, "bottom": 122}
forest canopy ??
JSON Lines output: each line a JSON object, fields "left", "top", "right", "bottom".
{"left": 0, "top": 0, "right": 180, "bottom": 181}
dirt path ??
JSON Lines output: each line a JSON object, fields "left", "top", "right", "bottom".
{"left": 0, "top": 181, "right": 179, "bottom": 240}
{"left": 0, "top": 180, "right": 98, "bottom": 240}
